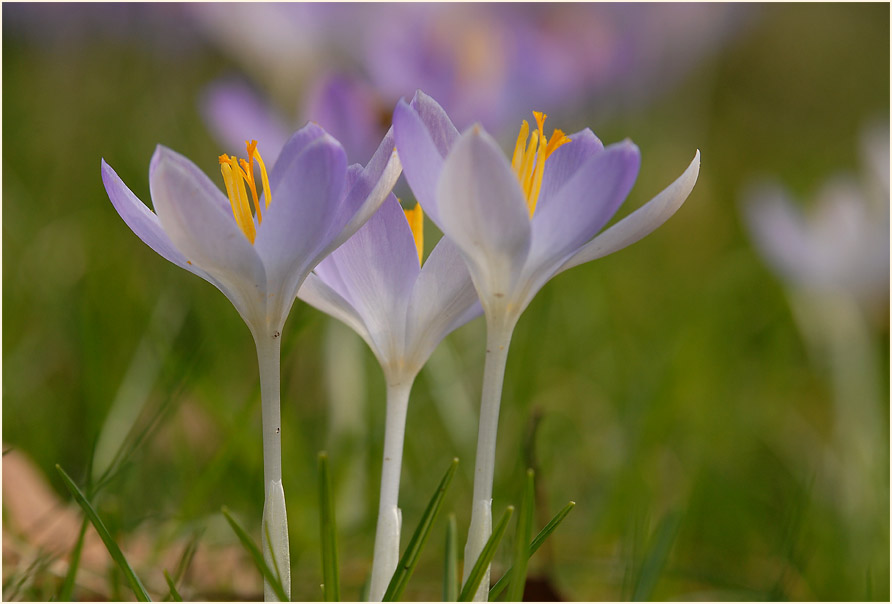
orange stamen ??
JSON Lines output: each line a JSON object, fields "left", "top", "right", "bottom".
{"left": 510, "top": 112, "right": 572, "bottom": 217}
{"left": 404, "top": 201, "right": 424, "bottom": 266}
{"left": 217, "top": 141, "right": 272, "bottom": 244}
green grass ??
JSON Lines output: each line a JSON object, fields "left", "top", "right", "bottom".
{"left": 2, "top": 3, "right": 889, "bottom": 601}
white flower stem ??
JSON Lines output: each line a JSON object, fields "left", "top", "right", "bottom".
{"left": 463, "top": 316, "right": 515, "bottom": 601}
{"left": 255, "top": 333, "right": 291, "bottom": 601}
{"left": 368, "top": 378, "right": 414, "bottom": 601}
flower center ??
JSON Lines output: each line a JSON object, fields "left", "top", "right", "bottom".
{"left": 510, "top": 112, "right": 571, "bottom": 218}
{"left": 403, "top": 201, "right": 424, "bottom": 266}
{"left": 218, "top": 140, "right": 271, "bottom": 244}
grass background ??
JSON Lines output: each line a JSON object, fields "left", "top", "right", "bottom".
{"left": 3, "top": 3, "right": 889, "bottom": 601}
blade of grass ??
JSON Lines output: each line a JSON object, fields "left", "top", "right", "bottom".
{"left": 444, "top": 513, "right": 459, "bottom": 601}
{"left": 172, "top": 528, "right": 204, "bottom": 586}
{"left": 221, "top": 506, "right": 288, "bottom": 601}
{"left": 318, "top": 452, "right": 339, "bottom": 602}
{"left": 92, "top": 292, "right": 186, "bottom": 482}
{"left": 459, "top": 506, "right": 514, "bottom": 602}
{"left": 506, "top": 470, "right": 535, "bottom": 602}
{"left": 489, "top": 501, "right": 576, "bottom": 601}
{"left": 162, "top": 570, "right": 182, "bottom": 602}
{"left": 57, "top": 515, "right": 89, "bottom": 601}
{"left": 55, "top": 464, "right": 151, "bottom": 602}
{"left": 631, "top": 511, "right": 682, "bottom": 601}
{"left": 383, "top": 458, "right": 460, "bottom": 602}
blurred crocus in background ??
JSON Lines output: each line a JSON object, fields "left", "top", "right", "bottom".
{"left": 198, "top": 3, "right": 748, "bottom": 164}
{"left": 741, "top": 122, "right": 890, "bottom": 580}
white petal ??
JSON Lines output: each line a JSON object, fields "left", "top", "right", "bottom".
{"left": 405, "top": 237, "right": 482, "bottom": 367}
{"left": 149, "top": 146, "right": 267, "bottom": 328}
{"left": 298, "top": 273, "right": 375, "bottom": 354}
{"left": 558, "top": 150, "right": 700, "bottom": 273}
{"left": 436, "top": 127, "right": 531, "bottom": 309}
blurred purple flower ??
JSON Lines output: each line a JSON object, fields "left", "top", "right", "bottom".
{"left": 742, "top": 124, "right": 890, "bottom": 303}
{"left": 203, "top": 74, "right": 387, "bottom": 165}
{"left": 359, "top": 3, "right": 748, "bottom": 130}
{"left": 189, "top": 3, "right": 367, "bottom": 96}
{"left": 198, "top": 3, "right": 747, "bottom": 161}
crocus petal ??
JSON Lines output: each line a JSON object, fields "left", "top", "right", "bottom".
{"left": 406, "top": 236, "right": 482, "bottom": 365}
{"left": 102, "top": 159, "right": 197, "bottom": 275}
{"left": 535, "top": 129, "right": 604, "bottom": 214}
{"left": 558, "top": 150, "right": 700, "bottom": 273}
{"left": 314, "top": 128, "right": 402, "bottom": 264}
{"left": 392, "top": 91, "right": 459, "bottom": 226}
{"left": 527, "top": 141, "right": 641, "bottom": 279}
{"left": 321, "top": 195, "right": 420, "bottom": 365}
{"left": 149, "top": 145, "right": 267, "bottom": 323}
{"left": 436, "top": 126, "right": 531, "bottom": 306}
{"left": 150, "top": 143, "right": 231, "bottom": 215}
{"left": 255, "top": 134, "right": 347, "bottom": 324}
{"left": 411, "top": 90, "right": 460, "bottom": 157}
{"left": 298, "top": 272, "right": 373, "bottom": 351}
{"left": 268, "top": 122, "right": 329, "bottom": 196}
{"left": 202, "top": 79, "right": 291, "bottom": 163}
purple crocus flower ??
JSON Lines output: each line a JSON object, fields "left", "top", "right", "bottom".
{"left": 102, "top": 124, "right": 400, "bottom": 600}
{"left": 299, "top": 196, "right": 480, "bottom": 388}
{"left": 198, "top": 4, "right": 746, "bottom": 166}
{"left": 394, "top": 90, "right": 699, "bottom": 329}
{"left": 102, "top": 124, "right": 400, "bottom": 340}
{"left": 393, "top": 90, "right": 699, "bottom": 598}
{"left": 299, "top": 196, "right": 481, "bottom": 600}
{"left": 203, "top": 73, "right": 387, "bottom": 165}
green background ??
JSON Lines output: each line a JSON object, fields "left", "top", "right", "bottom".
{"left": 3, "top": 3, "right": 889, "bottom": 601}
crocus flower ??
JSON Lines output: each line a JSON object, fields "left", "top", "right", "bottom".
{"left": 102, "top": 124, "right": 400, "bottom": 600}
{"left": 198, "top": 4, "right": 746, "bottom": 165}
{"left": 298, "top": 195, "right": 481, "bottom": 601}
{"left": 394, "top": 90, "right": 700, "bottom": 598}
{"left": 360, "top": 3, "right": 748, "bottom": 131}
{"left": 203, "top": 73, "right": 387, "bottom": 166}
{"left": 741, "top": 124, "right": 888, "bottom": 551}
{"left": 742, "top": 125, "right": 889, "bottom": 305}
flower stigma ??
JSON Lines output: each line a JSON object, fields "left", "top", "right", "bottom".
{"left": 218, "top": 140, "right": 271, "bottom": 243}
{"left": 510, "top": 112, "right": 571, "bottom": 218}
{"left": 403, "top": 201, "right": 424, "bottom": 266}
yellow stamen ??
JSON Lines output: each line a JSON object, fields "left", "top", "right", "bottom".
{"left": 511, "top": 120, "right": 529, "bottom": 173}
{"left": 247, "top": 140, "right": 272, "bottom": 210}
{"left": 217, "top": 141, "right": 272, "bottom": 244}
{"left": 518, "top": 133, "right": 540, "bottom": 200}
{"left": 510, "top": 112, "right": 572, "bottom": 218}
{"left": 219, "top": 156, "right": 256, "bottom": 243}
{"left": 533, "top": 111, "right": 547, "bottom": 134}
{"left": 239, "top": 158, "right": 262, "bottom": 224}
{"left": 404, "top": 201, "right": 424, "bottom": 266}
